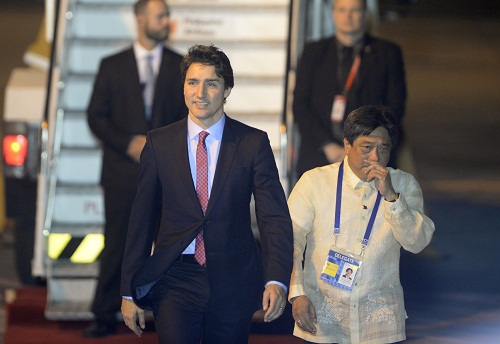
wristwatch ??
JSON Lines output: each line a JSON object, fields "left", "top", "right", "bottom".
{"left": 385, "top": 193, "right": 400, "bottom": 202}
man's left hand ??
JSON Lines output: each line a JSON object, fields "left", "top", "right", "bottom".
{"left": 262, "top": 284, "right": 287, "bottom": 322}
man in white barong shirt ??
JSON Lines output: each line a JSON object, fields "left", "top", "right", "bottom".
{"left": 288, "top": 105, "right": 435, "bottom": 344}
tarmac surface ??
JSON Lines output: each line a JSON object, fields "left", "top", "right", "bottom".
{"left": 1, "top": 0, "right": 499, "bottom": 343}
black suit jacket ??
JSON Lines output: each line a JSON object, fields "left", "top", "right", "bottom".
{"left": 120, "top": 116, "right": 294, "bottom": 315}
{"left": 293, "top": 34, "right": 407, "bottom": 176}
{"left": 87, "top": 46, "right": 187, "bottom": 188}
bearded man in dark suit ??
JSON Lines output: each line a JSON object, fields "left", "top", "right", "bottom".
{"left": 120, "top": 44, "right": 293, "bottom": 343}
{"left": 293, "top": 0, "right": 407, "bottom": 178}
{"left": 84, "top": 0, "right": 187, "bottom": 337}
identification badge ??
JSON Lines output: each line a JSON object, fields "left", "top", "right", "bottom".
{"left": 320, "top": 248, "right": 362, "bottom": 291}
{"left": 331, "top": 95, "right": 346, "bottom": 123}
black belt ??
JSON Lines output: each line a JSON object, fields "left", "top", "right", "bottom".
{"left": 177, "top": 254, "right": 198, "bottom": 264}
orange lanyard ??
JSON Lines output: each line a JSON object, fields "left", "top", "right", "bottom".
{"left": 343, "top": 55, "right": 361, "bottom": 94}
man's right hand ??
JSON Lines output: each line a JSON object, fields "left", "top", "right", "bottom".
{"left": 121, "top": 298, "right": 145, "bottom": 337}
{"left": 323, "top": 142, "right": 345, "bottom": 163}
{"left": 292, "top": 295, "right": 317, "bottom": 334}
{"left": 126, "top": 135, "right": 147, "bottom": 163}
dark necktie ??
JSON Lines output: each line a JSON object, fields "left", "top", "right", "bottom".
{"left": 339, "top": 46, "right": 354, "bottom": 87}
{"left": 194, "top": 131, "right": 209, "bottom": 266}
{"left": 143, "top": 54, "right": 155, "bottom": 121}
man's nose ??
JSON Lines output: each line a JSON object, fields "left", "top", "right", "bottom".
{"left": 369, "top": 148, "right": 379, "bottom": 161}
{"left": 196, "top": 84, "right": 206, "bottom": 98}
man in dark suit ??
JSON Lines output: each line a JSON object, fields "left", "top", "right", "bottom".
{"left": 293, "top": 0, "right": 406, "bottom": 178}
{"left": 121, "top": 44, "right": 294, "bottom": 343}
{"left": 84, "top": 0, "right": 187, "bottom": 337}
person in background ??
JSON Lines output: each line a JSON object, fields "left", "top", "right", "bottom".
{"left": 293, "top": 0, "right": 406, "bottom": 178}
{"left": 288, "top": 105, "right": 434, "bottom": 343}
{"left": 84, "top": 0, "right": 187, "bottom": 337}
{"left": 120, "top": 44, "right": 293, "bottom": 343}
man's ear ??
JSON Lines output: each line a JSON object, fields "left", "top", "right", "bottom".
{"left": 224, "top": 87, "right": 232, "bottom": 99}
{"left": 343, "top": 138, "right": 350, "bottom": 154}
{"left": 136, "top": 16, "right": 145, "bottom": 30}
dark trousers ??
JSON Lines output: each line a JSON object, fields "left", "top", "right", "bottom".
{"left": 150, "top": 259, "right": 253, "bottom": 344}
{"left": 91, "top": 186, "right": 136, "bottom": 323}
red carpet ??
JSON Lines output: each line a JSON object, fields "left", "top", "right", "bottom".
{"left": 3, "top": 286, "right": 302, "bottom": 344}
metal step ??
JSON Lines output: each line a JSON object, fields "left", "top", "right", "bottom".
{"left": 48, "top": 260, "right": 100, "bottom": 277}
{"left": 60, "top": 76, "right": 93, "bottom": 112}
{"left": 170, "top": 6, "right": 288, "bottom": 44}
{"left": 71, "top": 6, "right": 135, "bottom": 40}
{"left": 172, "top": 42, "right": 287, "bottom": 79}
{"left": 230, "top": 111, "right": 283, "bottom": 151}
{"left": 61, "top": 112, "right": 100, "bottom": 148}
{"left": 50, "top": 223, "right": 103, "bottom": 235}
{"left": 45, "top": 300, "right": 94, "bottom": 321}
{"left": 47, "top": 229, "right": 104, "bottom": 264}
{"left": 57, "top": 148, "right": 102, "bottom": 185}
{"left": 46, "top": 276, "right": 96, "bottom": 302}
{"left": 53, "top": 186, "right": 104, "bottom": 225}
{"left": 67, "top": 40, "right": 130, "bottom": 74}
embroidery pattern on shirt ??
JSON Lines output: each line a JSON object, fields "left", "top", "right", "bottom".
{"left": 316, "top": 287, "right": 343, "bottom": 324}
{"left": 363, "top": 249, "right": 396, "bottom": 325}
{"left": 365, "top": 289, "right": 396, "bottom": 325}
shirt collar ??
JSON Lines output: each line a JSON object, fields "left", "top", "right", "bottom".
{"left": 133, "top": 41, "right": 163, "bottom": 61}
{"left": 187, "top": 114, "right": 226, "bottom": 142}
{"left": 335, "top": 36, "right": 364, "bottom": 56}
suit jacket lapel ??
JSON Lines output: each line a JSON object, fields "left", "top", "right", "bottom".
{"left": 124, "top": 48, "right": 146, "bottom": 116}
{"left": 151, "top": 47, "right": 168, "bottom": 128}
{"left": 122, "top": 48, "right": 151, "bottom": 133}
{"left": 205, "top": 117, "right": 240, "bottom": 216}
{"left": 171, "top": 119, "right": 201, "bottom": 211}
{"left": 323, "top": 38, "right": 341, "bottom": 99}
{"left": 171, "top": 117, "right": 241, "bottom": 217}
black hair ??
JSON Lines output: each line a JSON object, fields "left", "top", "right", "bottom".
{"left": 180, "top": 44, "right": 234, "bottom": 90}
{"left": 134, "top": 0, "right": 169, "bottom": 16}
{"left": 343, "top": 105, "right": 399, "bottom": 147}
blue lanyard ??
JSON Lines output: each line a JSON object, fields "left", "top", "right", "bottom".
{"left": 334, "top": 161, "right": 382, "bottom": 249}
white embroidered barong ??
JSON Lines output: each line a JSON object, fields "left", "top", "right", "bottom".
{"left": 288, "top": 159, "right": 435, "bottom": 344}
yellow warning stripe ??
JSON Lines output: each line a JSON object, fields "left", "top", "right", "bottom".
{"left": 71, "top": 234, "right": 104, "bottom": 263}
{"left": 48, "top": 233, "right": 71, "bottom": 260}
{"left": 48, "top": 233, "right": 104, "bottom": 263}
